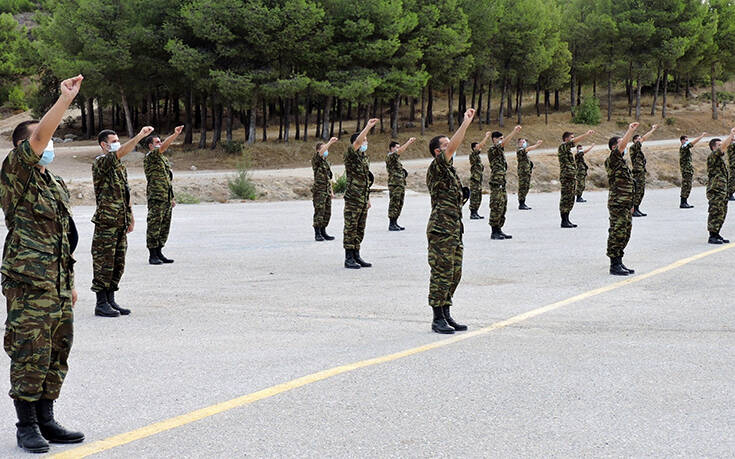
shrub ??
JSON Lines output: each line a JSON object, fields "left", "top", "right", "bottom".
{"left": 572, "top": 97, "right": 601, "bottom": 125}
{"left": 6, "top": 85, "right": 27, "bottom": 111}
{"left": 175, "top": 192, "right": 200, "bottom": 204}
{"left": 228, "top": 159, "right": 257, "bottom": 200}
{"left": 665, "top": 117, "right": 675, "bottom": 126}
{"left": 332, "top": 172, "right": 347, "bottom": 193}
{"left": 222, "top": 140, "right": 244, "bottom": 155}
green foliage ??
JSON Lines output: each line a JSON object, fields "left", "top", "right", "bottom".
{"left": 222, "top": 140, "right": 244, "bottom": 155}
{"left": 228, "top": 159, "right": 258, "bottom": 200}
{"left": 665, "top": 117, "right": 676, "bottom": 126}
{"left": 572, "top": 97, "right": 601, "bottom": 125}
{"left": 6, "top": 84, "right": 27, "bottom": 110}
{"left": 0, "top": 0, "right": 33, "bottom": 14}
{"left": 332, "top": 172, "right": 347, "bottom": 194}
{"left": 175, "top": 192, "right": 201, "bottom": 204}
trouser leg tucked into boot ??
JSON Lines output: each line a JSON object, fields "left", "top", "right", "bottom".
{"left": 157, "top": 247, "right": 174, "bottom": 263}
{"left": 148, "top": 248, "right": 163, "bottom": 265}
{"left": 344, "top": 249, "right": 360, "bottom": 269}
{"left": 431, "top": 307, "right": 454, "bottom": 334}
{"left": 106, "top": 290, "right": 130, "bottom": 315}
{"left": 388, "top": 218, "right": 401, "bottom": 231}
{"left": 518, "top": 200, "right": 531, "bottom": 210}
{"left": 442, "top": 305, "right": 467, "bottom": 331}
{"left": 36, "top": 399, "right": 85, "bottom": 444}
{"left": 94, "top": 291, "right": 120, "bottom": 317}
{"left": 14, "top": 400, "right": 49, "bottom": 453}
{"left": 354, "top": 250, "right": 372, "bottom": 267}
{"left": 680, "top": 197, "right": 693, "bottom": 208}
{"left": 320, "top": 227, "right": 335, "bottom": 240}
{"left": 609, "top": 257, "right": 629, "bottom": 276}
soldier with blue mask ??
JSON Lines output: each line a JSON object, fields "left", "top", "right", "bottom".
{"left": 1, "top": 75, "right": 85, "bottom": 453}
{"left": 679, "top": 132, "right": 707, "bottom": 208}
{"left": 487, "top": 125, "right": 521, "bottom": 240}
{"left": 386, "top": 137, "right": 415, "bottom": 231}
{"left": 312, "top": 137, "right": 338, "bottom": 241}
{"left": 705, "top": 130, "right": 735, "bottom": 244}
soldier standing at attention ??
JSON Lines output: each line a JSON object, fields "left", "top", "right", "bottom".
{"left": 427, "top": 108, "right": 475, "bottom": 334}
{"left": 679, "top": 132, "right": 707, "bottom": 208}
{"left": 386, "top": 137, "right": 416, "bottom": 231}
{"left": 1, "top": 75, "right": 85, "bottom": 453}
{"left": 516, "top": 137, "right": 543, "bottom": 210}
{"left": 705, "top": 129, "right": 735, "bottom": 244}
{"left": 575, "top": 144, "right": 594, "bottom": 203}
{"left": 558, "top": 130, "right": 594, "bottom": 228}
{"left": 606, "top": 122, "right": 639, "bottom": 276}
{"left": 343, "top": 118, "right": 379, "bottom": 269}
{"left": 92, "top": 125, "right": 154, "bottom": 317}
{"left": 488, "top": 126, "right": 521, "bottom": 240}
{"left": 630, "top": 124, "right": 658, "bottom": 217}
{"left": 726, "top": 140, "right": 735, "bottom": 201}
{"left": 469, "top": 131, "right": 491, "bottom": 219}
{"left": 312, "top": 137, "right": 338, "bottom": 241}
{"left": 143, "top": 125, "right": 184, "bottom": 264}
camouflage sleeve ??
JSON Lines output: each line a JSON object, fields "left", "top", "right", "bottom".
{"left": 0, "top": 140, "right": 38, "bottom": 214}
{"left": 344, "top": 147, "right": 357, "bottom": 174}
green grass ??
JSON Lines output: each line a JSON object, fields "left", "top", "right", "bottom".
{"left": 175, "top": 192, "right": 201, "bottom": 204}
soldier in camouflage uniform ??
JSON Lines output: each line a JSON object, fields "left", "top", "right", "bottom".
{"left": 487, "top": 126, "right": 521, "bottom": 239}
{"left": 630, "top": 124, "right": 658, "bottom": 217}
{"left": 727, "top": 142, "right": 735, "bottom": 201}
{"left": 606, "top": 123, "right": 639, "bottom": 276}
{"left": 144, "top": 126, "right": 183, "bottom": 264}
{"left": 469, "top": 131, "right": 491, "bottom": 219}
{"left": 575, "top": 144, "right": 593, "bottom": 203}
{"left": 92, "top": 125, "right": 154, "bottom": 317}
{"left": 679, "top": 132, "right": 707, "bottom": 208}
{"left": 386, "top": 137, "right": 415, "bottom": 231}
{"left": 427, "top": 108, "right": 475, "bottom": 334}
{"left": 312, "top": 137, "right": 338, "bottom": 241}
{"left": 1, "top": 75, "right": 85, "bottom": 453}
{"left": 343, "top": 118, "right": 378, "bottom": 269}
{"left": 516, "top": 138, "right": 542, "bottom": 210}
{"left": 706, "top": 130, "right": 735, "bottom": 244}
{"left": 558, "top": 130, "right": 594, "bottom": 228}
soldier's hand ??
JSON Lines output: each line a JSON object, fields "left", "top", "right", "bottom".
{"left": 329, "top": 136, "right": 338, "bottom": 144}
{"left": 127, "top": 221, "right": 135, "bottom": 234}
{"left": 586, "top": 129, "right": 595, "bottom": 135}
{"left": 408, "top": 137, "right": 416, "bottom": 143}
{"left": 71, "top": 288, "right": 78, "bottom": 307}
{"left": 485, "top": 131, "right": 492, "bottom": 138}
{"left": 629, "top": 122, "right": 640, "bottom": 130}
{"left": 536, "top": 140, "right": 543, "bottom": 145}
{"left": 172, "top": 200, "right": 176, "bottom": 208}
{"left": 174, "top": 125, "right": 184, "bottom": 135}
{"left": 464, "top": 108, "right": 476, "bottom": 122}
{"left": 701, "top": 132, "right": 708, "bottom": 137}
{"left": 60, "top": 75, "right": 83, "bottom": 101}
{"left": 367, "top": 118, "right": 379, "bottom": 127}
{"left": 139, "top": 126, "right": 154, "bottom": 137}
{"left": 731, "top": 127, "right": 735, "bottom": 135}
{"left": 514, "top": 125, "right": 522, "bottom": 132}
{"left": 651, "top": 124, "right": 659, "bottom": 130}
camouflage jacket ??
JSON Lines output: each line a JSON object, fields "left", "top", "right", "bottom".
{"left": 469, "top": 148, "right": 484, "bottom": 178}
{"left": 426, "top": 152, "right": 463, "bottom": 237}
{"left": 707, "top": 149, "right": 729, "bottom": 195}
{"left": 0, "top": 140, "right": 75, "bottom": 295}
{"left": 144, "top": 149, "right": 174, "bottom": 203}
{"left": 727, "top": 144, "right": 735, "bottom": 170}
{"left": 630, "top": 141, "right": 646, "bottom": 174}
{"left": 487, "top": 144, "right": 507, "bottom": 187}
{"left": 344, "top": 147, "right": 371, "bottom": 203}
{"left": 311, "top": 151, "right": 332, "bottom": 194}
{"left": 679, "top": 144, "right": 693, "bottom": 171}
{"left": 517, "top": 148, "right": 533, "bottom": 175}
{"left": 386, "top": 152, "right": 406, "bottom": 187}
{"left": 575, "top": 150, "right": 588, "bottom": 175}
{"left": 92, "top": 151, "right": 132, "bottom": 228}
{"left": 605, "top": 148, "right": 634, "bottom": 207}
{"left": 558, "top": 141, "right": 577, "bottom": 178}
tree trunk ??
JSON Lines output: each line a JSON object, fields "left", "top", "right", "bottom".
{"left": 194, "top": 100, "right": 201, "bottom": 129}
{"left": 163, "top": 93, "right": 169, "bottom": 118}
{"left": 477, "top": 84, "right": 484, "bottom": 127}
{"left": 321, "top": 95, "right": 332, "bottom": 141}
{"left": 330, "top": 97, "right": 336, "bottom": 138}
{"left": 662, "top": 69, "right": 669, "bottom": 119}
{"left": 448, "top": 86, "right": 455, "bottom": 131}
{"left": 262, "top": 98, "right": 268, "bottom": 142}
{"left": 294, "top": 95, "right": 300, "bottom": 140}
{"left": 535, "top": 81, "right": 541, "bottom": 116}
{"left": 355, "top": 103, "right": 362, "bottom": 132}
{"left": 284, "top": 99, "right": 290, "bottom": 142}
{"left": 516, "top": 78, "right": 523, "bottom": 125}
{"left": 278, "top": 98, "right": 284, "bottom": 141}
{"left": 427, "top": 84, "right": 434, "bottom": 125}
{"left": 337, "top": 98, "right": 343, "bottom": 138}
{"left": 593, "top": 77, "right": 597, "bottom": 99}
{"left": 554, "top": 90, "right": 559, "bottom": 111}
{"left": 498, "top": 76, "right": 507, "bottom": 128}
{"left": 711, "top": 63, "right": 718, "bottom": 120}
{"left": 459, "top": 80, "right": 467, "bottom": 116}
{"left": 184, "top": 90, "right": 193, "bottom": 145}
{"left": 198, "top": 95, "right": 208, "bottom": 148}
{"left": 225, "top": 106, "right": 233, "bottom": 143}
{"left": 570, "top": 70, "right": 576, "bottom": 116}
{"left": 304, "top": 92, "right": 310, "bottom": 142}
{"left": 391, "top": 96, "right": 399, "bottom": 138}
{"left": 86, "top": 98, "right": 95, "bottom": 139}
{"left": 409, "top": 98, "right": 416, "bottom": 121}
{"left": 210, "top": 102, "right": 222, "bottom": 149}
{"left": 421, "top": 87, "right": 426, "bottom": 136}
{"left": 507, "top": 86, "right": 513, "bottom": 115}
{"left": 685, "top": 78, "right": 691, "bottom": 99}
{"left": 635, "top": 76, "right": 642, "bottom": 121}
{"left": 576, "top": 81, "right": 581, "bottom": 106}
{"left": 315, "top": 103, "right": 321, "bottom": 138}
{"left": 544, "top": 89, "right": 549, "bottom": 125}
{"left": 173, "top": 94, "right": 180, "bottom": 126}
{"left": 651, "top": 67, "right": 661, "bottom": 116}
{"left": 471, "top": 74, "right": 477, "bottom": 107}
{"left": 134, "top": 105, "right": 138, "bottom": 128}
{"left": 120, "top": 89, "right": 134, "bottom": 139}
{"left": 607, "top": 72, "right": 612, "bottom": 122}
{"left": 379, "top": 99, "right": 385, "bottom": 133}
{"left": 97, "top": 99, "right": 103, "bottom": 130}
{"left": 347, "top": 101, "right": 352, "bottom": 120}
{"left": 486, "top": 80, "right": 492, "bottom": 124}
{"left": 80, "top": 96, "right": 87, "bottom": 133}
{"left": 627, "top": 63, "right": 633, "bottom": 116}
{"left": 248, "top": 106, "right": 256, "bottom": 145}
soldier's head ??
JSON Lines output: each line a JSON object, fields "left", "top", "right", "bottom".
{"left": 144, "top": 135, "right": 161, "bottom": 151}
{"left": 429, "top": 135, "right": 449, "bottom": 157}
{"left": 491, "top": 131, "right": 503, "bottom": 145}
{"left": 471, "top": 142, "right": 479, "bottom": 151}
{"left": 389, "top": 141, "right": 400, "bottom": 153}
{"left": 608, "top": 136, "right": 622, "bottom": 151}
{"left": 98, "top": 130, "right": 120, "bottom": 153}
{"left": 11, "top": 120, "right": 40, "bottom": 148}
{"left": 709, "top": 138, "right": 721, "bottom": 151}
{"left": 562, "top": 132, "right": 573, "bottom": 143}
{"left": 518, "top": 138, "right": 529, "bottom": 149}
{"left": 350, "top": 133, "right": 368, "bottom": 151}
{"left": 632, "top": 134, "right": 641, "bottom": 143}
{"left": 577, "top": 144, "right": 584, "bottom": 153}
{"left": 680, "top": 135, "right": 688, "bottom": 145}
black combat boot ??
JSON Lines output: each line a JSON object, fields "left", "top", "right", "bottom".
{"left": 620, "top": 259, "right": 635, "bottom": 274}
{"left": 431, "top": 307, "right": 454, "bottom": 334}
{"left": 388, "top": 218, "right": 401, "bottom": 231}
{"left": 490, "top": 227, "right": 506, "bottom": 240}
{"left": 320, "top": 227, "right": 335, "bottom": 240}
{"left": 157, "top": 247, "right": 174, "bottom": 264}
{"left": 561, "top": 212, "right": 578, "bottom": 228}
{"left": 609, "top": 257, "right": 629, "bottom": 276}
{"left": 396, "top": 220, "right": 405, "bottom": 231}
{"left": 632, "top": 206, "right": 646, "bottom": 217}
{"left": 680, "top": 197, "right": 693, "bottom": 208}
{"left": 718, "top": 234, "right": 730, "bottom": 243}
{"left": 36, "top": 399, "right": 84, "bottom": 444}
{"left": 518, "top": 200, "right": 531, "bottom": 210}
{"left": 94, "top": 291, "right": 120, "bottom": 317}
{"left": 13, "top": 400, "right": 49, "bottom": 453}
{"left": 576, "top": 195, "right": 586, "bottom": 203}
{"left": 709, "top": 232, "right": 723, "bottom": 244}
{"left": 729, "top": 193, "right": 735, "bottom": 201}
{"left": 354, "top": 250, "right": 372, "bottom": 268}
{"left": 442, "top": 305, "right": 467, "bottom": 331}
{"left": 344, "top": 249, "right": 360, "bottom": 269}
{"left": 470, "top": 211, "right": 484, "bottom": 219}
{"left": 314, "top": 227, "right": 324, "bottom": 241}
{"left": 106, "top": 290, "right": 131, "bottom": 315}
{"left": 148, "top": 248, "right": 163, "bottom": 265}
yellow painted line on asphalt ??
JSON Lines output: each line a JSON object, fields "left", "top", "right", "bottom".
{"left": 50, "top": 243, "right": 734, "bottom": 458}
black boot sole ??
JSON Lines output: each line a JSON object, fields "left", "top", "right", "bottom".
{"left": 431, "top": 325, "right": 455, "bottom": 334}
{"left": 160, "top": 259, "right": 174, "bottom": 264}
{"left": 344, "top": 263, "right": 361, "bottom": 269}
{"left": 609, "top": 270, "right": 629, "bottom": 276}
{"left": 448, "top": 323, "right": 468, "bottom": 331}
{"left": 95, "top": 309, "right": 120, "bottom": 317}
{"left": 42, "top": 433, "right": 85, "bottom": 444}
{"left": 17, "top": 443, "right": 49, "bottom": 454}
{"left": 490, "top": 234, "right": 506, "bottom": 240}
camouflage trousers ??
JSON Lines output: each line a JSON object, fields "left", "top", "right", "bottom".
{"left": 488, "top": 184, "right": 507, "bottom": 228}
{"left": 343, "top": 198, "right": 368, "bottom": 250}
{"left": 427, "top": 232, "right": 463, "bottom": 309}
{"left": 146, "top": 200, "right": 172, "bottom": 249}
{"left": 730, "top": 159, "right": 735, "bottom": 196}
{"left": 91, "top": 225, "right": 127, "bottom": 293}
{"left": 607, "top": 204, "right": 632, "bottom": 259}
{"left": 681, "top": 165, "right": 693, "bottom": 199}
{"left": 576, "top": 170, "right": 587, "bottom": 197}
{"left": 469, "top": 175, "right": 483, "bottom": 212}
{"left": 388, "top": 184, "right": 405, "bottom": 220}
{"left": 518, "top": 170, "right": 531, "bottom": 203}
{"left": 707, "top": 190, "right": 728, "bottom": 233}
{"left": 3, "top": 278, "right": 73, "bottom": 401}
{"left": 632, "top": 170, "right": 646, "bottom": 208}
{"left": 560, "top": 174, "right": 577, "bottom": 214}
{"left": 312, "top": 187, "right": 331, "bottom": 228}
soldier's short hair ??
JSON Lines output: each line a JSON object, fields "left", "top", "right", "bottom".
{"left": 429, "top": 135, "right": 446, "bottom": 156}
{"left": 632, "top": 134, "right": 641, "bottom": 142}
{"left": 315, "top": 142, "right": 323, "bottom": 152}
{"left": 709, "top": 138, "right": 721, "bottom": 151}
{"left": 350, "top": 133, "right": 359, "bottom": 144}
{"left": 471, "top": 142, "right": 478, "bottom": 150}
{"left": 11, "top": 120, "right": 39, "bottom": 147}
{"left": 518, "top": 138, "right": 526, "bottom": 144}
{"left": 680, "top": 135, "right": 688, "bottom": 142}
{"left": 562, "top": 131, "right": 573, "bottom": 141}
{"left": 608, "top": 136, "right": 620, "bottom": 150}
{"left": 389, "top": 141, "right": 400, "bottom": 149}
{"left": 98, "top": 129, "right": 117, "bottom": 145}
{"left": 143, "top": 134, "right": 159, "bottom": 149}
{"left": 491, "top": 131, "right": 503, "bottom": 140}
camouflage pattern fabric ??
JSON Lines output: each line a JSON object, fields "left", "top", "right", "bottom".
{"left": 92, "top": 151, "right": 132, "bottom": 228}
{"left": 426, "top": 152, "right": 464, "bottom": 309}
{"left": 91, "top": 226, "right": 127, "bottom": 293}
{"left": 343, "top": 147, "right": 371, "bottom": 250}
{"left": 727, "top": 144, "right": 735, "bottom": 196}
{"left": 679, "top": 143, "right": 694, "bottom": 199}
{"left": 707, "top": 148, "right": 729, "bottom": 233}
{"left": 311, "top": 151, "right": 332, "bottom": 228}
{"left": 469, "top": 148, "right": 484, "bottom": 212}
{"left": 630, "top": 141, "right": 646, "bottom": 208}
{"left": 146, "top": 200, "right": 172, "bottom": 249}
{"left": 487, "top": 144, "right": 508, "bottom": 228}
{"left": 605, "top": 148, "right": 634, "bottom": 259}
{"left": 386, "top": 152, "right": 406, "bottom": 219}
{"left": 144, "top": 149, "right": 174, "bottom": 203}
{"left": 575, "top": 150, "right": 588, "bottom": 198}
{"left": 558, "top": 141, "right": 577, "bottom": 213}
{"left": 517, "top": 148, "right": 533, "bottom": 202}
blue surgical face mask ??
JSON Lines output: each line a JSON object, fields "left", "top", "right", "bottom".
{"left": 38, "top": 140, "right": 54, "bottom": 166}
{"left": 359, "top": 144, "right": 367, "bottom": 153}
{"left": 108, "top": 141, "right": 121, "bottom": 152}
{"left": 622, "top": 147, "right": 628, "bottom": 155}
{"left": 323, "top": 150, "right": 328, "bottom": 158}
{"left": 683, "top": 141, "right": 690, "bottom": 147}
{"left": 522, "top": 141, "right": 528, "bottom": 149}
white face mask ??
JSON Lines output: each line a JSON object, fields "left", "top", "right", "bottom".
{"left": 39, "top": 140, "right": 55, "bottom": 166}
{"left": 323, "top": 150, "right": 328, "bottom": 158}
{"left": 108, "top": 141, "right": 121, "bottom": 152}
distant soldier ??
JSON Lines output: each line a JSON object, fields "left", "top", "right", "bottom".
{"left": 558, "top": 130, "right": 594, "bottom": 227}
{"left": 630, "top": 124, "right": 658, "bottom": 217}
{"left": 516, "top": 138, "right": 542, "bottom": 210}
{"left": 386, "top": 137, "right": 416, "bottom": 231}
{"left": 679, "top": 132, "right": 706, "bottom": 208}
{"left": 706, "top": 129, "right": 735, "bottom": 244}
{"left": 1, "top": 75, "right": 85, "bottom": 453}
{"left": 606, "top": 122, "right": 639, "bottom": 276}
{"left": 727, "top": 141, "right": 735, "bottom": 201}
{"left": 92, "top": 125, "right": 154, "bottom": 317}
{"left": 312, "top": 137, "right": 338, "bottom": 241}
{"left": 426, "top": 108, "right": 475, "bottom": 334}
{"left": 469, "top": 131, "right": 491, "bottom": 219}
{"left": 343, "top": 118, "right": 378, "bottom": 269}
{"left": 575, "top": 144, "right": 594, "bottom": 203}
{"left": 143, "top": 125, "right": 184, "bottom": 264}
{"left": 487, "top": 126, "right": 521, "bottom": 240}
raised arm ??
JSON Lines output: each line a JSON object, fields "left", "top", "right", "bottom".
{"left": 501, "top": 125, "right": 522, "bottom": 146}
{"left": 159, "top": 125, "right": 185, "bottom": 154}
{"left": 619, "top": 123, "right": 639, "bottom": 151}
{"left": 319, "top": 137, "right": 338, "bottom": 156}
{"left": 720, "top": 128, "right": 735, "bottom": 151}
{"left": 525, "top": 140, "right": 543, "bottom": 152}
{"left": 397, "top": 137, "right": 416, "bottom": 154}
{"left": 690, "top": 132, "right": 707, "bottom": 146}
{"left": 583, "top": 144, "right": 595, "bottom": 154}
{"left": 640, "top": 124, "right": 658, "bottom": 143}
{"left": 119, "top": 126, "right": 154, "bottom": 159}
{"left": 476, "top": 131, "right": 492, "bottom": 150}
{"left": 574, "top": 129, "right": 595, "bottom": 144}
{"left": 445, "top": 109, "right": 476, "bottom": 161}
{"left": 29, "top": 75, "right": 83, "bottom": 155}
{"left": 352, "top": 119, "right": 379, "bottom": 150}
